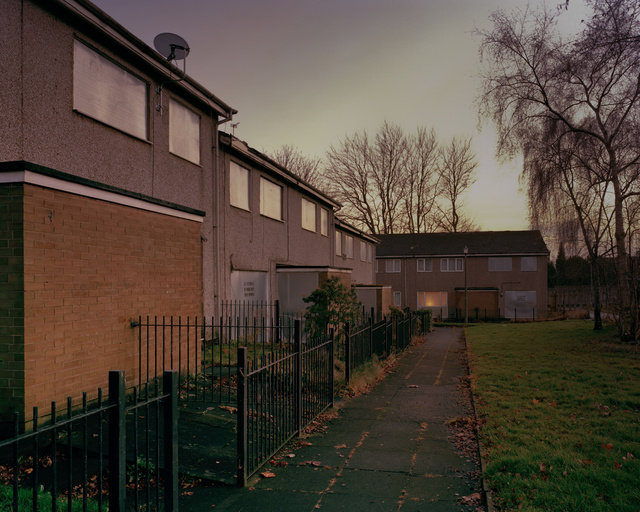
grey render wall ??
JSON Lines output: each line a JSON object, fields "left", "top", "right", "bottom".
{"left": 1, "top": 0, "right": 235, "bottom": 317}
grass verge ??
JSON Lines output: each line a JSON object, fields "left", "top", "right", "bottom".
{"left": 466, "top": 320, "right": 640, "bottom": 511}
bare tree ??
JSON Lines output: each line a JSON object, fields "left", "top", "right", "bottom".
{"left": 268, "top": 144, "right": 324, "bottom": 190}
{"left": 477, "top": 0, "right": 640, "bottom": 340}
{"left": 432, "top": 136, "right": 479, "bottom": 233}
{"left": 401, "top": 127, "right": 441, "bottom": 233}
{"left": 325, "top": 121, "right": 408, "bottom": 234}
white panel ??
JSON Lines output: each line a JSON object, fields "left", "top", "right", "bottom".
{"left": 169, "top": 99, "right": 200, "bottom": 164}
{"left": 504, "top": 291, "right": 537, "bottom": 319}
{"left": 230, "top": 271, "right": 268, "bottom": 301}
{"left": 73, "top": 40, "right": 148, "bottom": 139}
{"left": 230, "top": 162, "right": 250, "bottom": 210}
{"left": 302, "top": 198, "right": 316, "bottom": 231}
{"left": 260, "top": 178, "right": 282, "bottom": 220}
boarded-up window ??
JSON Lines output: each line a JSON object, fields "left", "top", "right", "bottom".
{"left": 488, "top": 257, "right": 513, "bottom": 272}
{"left": 320, "top": 208, "right": 328, "bottom": 236}
{"left": 521, "top": 256, "right": 537, "bottom": 271}
{"left": 367, "top": 244, "right": 373, "bottom": 263}
{"left": 230, "top": 162, "right": 250, "bottom": 210}
{"left": 169, "top": 99, "right": 200, "bottom": 164}
{"left": 393, "top": 291, "right": 402, "bottom": 307}
{"left": 335, "top": 231, "right": 342, "bottom": 256}
{"left": 360, "top": 241, "right": 367, "bottom": 261}
{"left": 302, "top": 198, "right": 316, "bottom": 232}
{"left": 260, "top": 178, "right": 282, "bottom": 220}
{"left": 73, "top": 40, "right": 148, "bottom": 139}
{"left": 345, "top": 236, "right": 354, "bottom": 259}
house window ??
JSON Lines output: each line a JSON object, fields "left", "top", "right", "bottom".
{"left": 345, "top": 236, "right": 354, "bottom": 259}
{"left": 393, "top": 291, "right": 402, "bottom": 307}
{"left": 367, "top": 244, "right": 373, "bottom": 263}
{"left": 320, "top": 208, "right": 328, "bottom": 236}
{"left": 169, "top": 99, "right": 200, "bottom": 164}
{"left": 301, "top": 198, "right": 316, "bottom": 232}
{"left": 417, "top": 292, "right": 448, "bottom": 308}
{"left": 417, "top": 258, "right": 432, "bottom": 272}
{"left": 260, "top": 178, "right": 282, "bottom": 220}
{"left": 386, "top": 259, "right": 401, "bottom": 273}
{"left": 230, "top": 161, "right": 250, "bottom": 210}
{"left": 521, "top": 256, "right": 538, "bottom": 271}
{"left": 488, "top": 257, "right": 513, "bottom": 272}
{"left": 360, "top": 241, "right": 367, "bottom": 262}
{"left": 375, "top": 260, "right": 379, "bottom": 273}
{"left": 440, "top": 258, "right": 463, "bottom": 272}
{"left": 73, "top": 39, "right": 148, "bottom": 140}
{"left": 335, "top": 231, "right": 342, "bottom": 256}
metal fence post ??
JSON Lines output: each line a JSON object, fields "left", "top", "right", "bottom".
{"left": 329, "top": 327, "right": 335, "bottom": 408}
{"left": 295, "top": 319, "right": 302, "bottom": 436}
{"left": 368, "top": 317, "right": 373, "bottom": 360}
{"left": 237, "top": 347, "right": 248, "bottom": 487}
{"left": 344, "top": 322, "right": 351, "bottom": 385}
{"left": 163, "top": 370, "right": 179, "bottom": 511}
{"left": 109, "top": 370, "right": 126, "bottom": 512}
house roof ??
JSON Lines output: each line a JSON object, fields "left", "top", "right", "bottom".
{"left": 375, "top": 231, "right": 549, "bottom": 258}
{"left": 335, "top": 217, "right": 379, "bottom": 244}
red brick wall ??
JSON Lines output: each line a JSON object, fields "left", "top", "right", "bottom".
{"left": 0, "top": 185, "right": 25, "bottom": 431}
{"left": 20, "top": 184, "right": 203, "bottom": 418}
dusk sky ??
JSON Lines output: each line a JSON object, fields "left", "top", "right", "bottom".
{"left": 92, "top": 0, "right": 588, "bottom": 231}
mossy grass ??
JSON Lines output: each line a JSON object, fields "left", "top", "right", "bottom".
{"left": 0, "top": 485, "right": 101, "bottom": 512}
{"left": 466, "top": 320, "right": 640, "bottom": 511}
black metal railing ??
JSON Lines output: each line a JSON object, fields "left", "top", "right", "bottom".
{"left": 344, "top": 311, "right": 430, "bottom": 384}
{"left": 0, "top": 370, "right": 178, "bottom": 512}
{"left": 137, "top": 315, "right": 301, "bottom": 404}
{"left": 236, "top": 321, "right": 334, "bottom": 485}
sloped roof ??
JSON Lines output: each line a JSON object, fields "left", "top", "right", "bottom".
{"left": 375, "top": 231, "right": 549, "bottom": 258}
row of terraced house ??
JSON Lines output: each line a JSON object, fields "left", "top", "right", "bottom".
{"left": 0, "top": 0, "right": 549, "bottom": 431}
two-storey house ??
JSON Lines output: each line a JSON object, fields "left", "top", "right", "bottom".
{"left": 376, "top": 231, "right": 549, "bottom": 320}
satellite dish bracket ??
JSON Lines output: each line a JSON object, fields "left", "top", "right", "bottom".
{"left": 153, "top": 33, "right": 191, "bottom": 115}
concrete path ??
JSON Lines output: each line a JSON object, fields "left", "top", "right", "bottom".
{"left": 179, "top": 327, "right": 484, "bottom": 511}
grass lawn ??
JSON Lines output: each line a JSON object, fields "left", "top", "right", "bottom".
{"left": 466, "top": 320, "right": 640, "bottom": 511}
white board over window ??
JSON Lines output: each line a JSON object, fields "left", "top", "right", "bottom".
{"left": 504, "top": 291, "right": 537, "bottom": 319}
{"left": 169, "top": 99, "right": 200, "bottom": 164}
{"left": 73, "top": 40, "right": 148, "bottom": 140}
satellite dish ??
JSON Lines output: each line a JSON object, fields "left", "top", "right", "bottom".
{"left": 154, "top": 33, "right": 190, "bottom": 62}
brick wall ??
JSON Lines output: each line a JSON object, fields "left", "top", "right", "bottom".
{"left": 0, "top": 185, "right": 25, "bottom": 432}
{"left": 16, "top": 184, "right": 203, "bottom": 423}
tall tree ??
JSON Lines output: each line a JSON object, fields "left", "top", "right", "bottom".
{"left": 401, "top": 127, "right": 440, "bottom": 233}
{"left": 432, "top": 136, "right": 479, "bottom": 233}
{"left": 324, "top": 121, "right": 409, "bottom": 234}
{"left": 477, "top": 0, "right": 640, "bottom": 340}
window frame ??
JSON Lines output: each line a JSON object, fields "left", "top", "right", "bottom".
{"left": 393, "top": 291, "right": 402, "bottom": 307}
{"left": 417, "top": 258, "right": 432, "bottom": 272}
{"left": 229, "top": 161, "right": 250, "bottom": 211}
{"left": 440, "top": 258, "right": 463, "bottom": 272}
{"left": 385, "top": 259, "right": 401, "bottom": 273}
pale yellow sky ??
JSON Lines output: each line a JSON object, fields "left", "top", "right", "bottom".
{"left": 93, "top": 0, "right": 588, "bottom": 231}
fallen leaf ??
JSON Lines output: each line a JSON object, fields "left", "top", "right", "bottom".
{"left": 334, "top": 444, "right": 347, "bottom": 449}
{"left": 408, "top": 385, "right": 419, "bottom": 388}
{"left": 219, "top": 406, "right": 237, "bottom": 414}
{"left": 532, "top": 398, "right": 540, "bottom": 404}
{"left": 603, "top": 443, "right": 614, "bottom": 451}
{"left": 261, "top": 471, "right": 276, "bottom": 478}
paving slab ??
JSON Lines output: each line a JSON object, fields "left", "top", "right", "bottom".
{"left": 179, "top": 326, "right": 485, "bottom": 511}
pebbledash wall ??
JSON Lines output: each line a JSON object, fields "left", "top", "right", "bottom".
{"left": 0, "top": 173, "right": 204, "bottom": 430}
